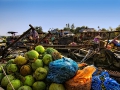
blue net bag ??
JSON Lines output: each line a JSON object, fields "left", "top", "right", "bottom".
{"left": 92, "top": 70, "right": 120, "bottom": 90}
{"left": 46, "top": 57, "right": 78, "bottom": 83}
{"left": 91, "top": 75, "right": 102, "bottom": 90}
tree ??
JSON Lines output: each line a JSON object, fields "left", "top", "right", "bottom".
{"left": 63, "top": 27, "right": 70, "bottom": 31}
{"left": 68, "top": 23, "right": 70, "bottom": 28}
{"left": 109, "top": 27, "right": 113, "bottom": 31}
{"left": 35, "top": 26, "right": 43, "bottom": 33}
{"left": 115, "top": 26, "right": 120, "bottom": 36}
{"left": 85, "top": 26, "right": 88, "bottom": 29}
{"left": 74, "top": 27, "right": 81, "bottom": 34}
{"left": 66, "top": 23, "right": 70, "bottom": 28}
{"left": 71, "top": 23, "right": 75, "bottom": 30}
{"left": 101, "top": 28, "right": 108, "bottom": 32}
{"left": 81, "top": 26, "right": 86, "bottom": 29}
{"left": 116, "top": 26, "right": 120, "bottom": 31}
{"left": 66, "top": 24, "right": 67, "bottom": 28}
{"left": 98, "top": 26, "right": 100, "bottom": 30}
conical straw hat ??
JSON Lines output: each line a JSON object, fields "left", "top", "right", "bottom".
{"left": 95, "top": 35, "right": 101, "bottom": 39}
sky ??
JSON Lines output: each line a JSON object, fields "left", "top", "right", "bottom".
{"left": 0, "top": 0, "right": 120, "bottom": 36}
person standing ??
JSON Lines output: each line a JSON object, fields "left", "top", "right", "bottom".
{"left": 30, "top": 30, "right": 39, "bottom": 44}
{"left": 93, "top": 35, "right": 101, "bottom": 51}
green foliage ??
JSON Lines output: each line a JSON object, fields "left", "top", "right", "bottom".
{"left": 115, "top": 26, "right": 120, "bottom": 36}
{"left": 71, "top": 23, "right": 75, "bottom": 29}
{"left": 116, "top": 26, "right": 120, "bottom": 31}
{"left": 66, "top": 23, "right": 70, "bottom": 28}
{"left": 74, "top": 27, "right": 81, "bottom": 34}
{"left": 63, "top": 27, "right": 70, "bottom": 31}
{"left": 101, "top": 28, "right": 108, "bottom": 31}
{"left": 70, "top": 29, "right": 75, "bottom": 33}
{"left": 35, "top": 26, "right": 43, "bottom": 33}
{"left": 81, "top": 26, "right": 87, "bottom": 29}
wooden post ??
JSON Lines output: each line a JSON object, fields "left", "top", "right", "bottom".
{"left": 0, "top": 24, "right": 35, "bottom": 58}
{"left": 106, "top": 32, "right": 111, "bottom": 48}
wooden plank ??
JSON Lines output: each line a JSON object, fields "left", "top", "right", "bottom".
{"left": 17, "top": 44, "right": 93, "bottom": 50}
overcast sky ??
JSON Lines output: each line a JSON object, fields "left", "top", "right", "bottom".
{"left": 0, "top": 0, "right": 120, "bottom": 36}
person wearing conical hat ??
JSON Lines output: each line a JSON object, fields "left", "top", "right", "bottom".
{"left": 93, "top": 35, "right": 102, "bottom": 51}
{"left": 95, "top": 35, "right": 102, "bottom": 39}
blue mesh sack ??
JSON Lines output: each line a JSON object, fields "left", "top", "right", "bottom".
{"left": 91, "top": 75, "right": 102, "bottom": 90}
{"left": 104, "top": 77, "right": 120, "bottom": 90}
{"left": 92, "top": 71, "right": 120, "bottom": 90}
{"left": 46, "top": 57, "right": 78, "bottom": 83}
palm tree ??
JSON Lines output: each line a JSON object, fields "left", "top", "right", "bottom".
{"left": 98, "top": 26, "right": 100, "bottom": 30}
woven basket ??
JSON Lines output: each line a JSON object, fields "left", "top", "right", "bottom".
{"left": 65, "top": 78, "right": 91, "bottom": 90}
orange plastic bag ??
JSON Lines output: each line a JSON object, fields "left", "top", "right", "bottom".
{"left": 65, "top": 63, "right": 96, "bottom": 90}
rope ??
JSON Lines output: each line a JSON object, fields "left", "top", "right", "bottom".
{"left": 83, "top": 51, "right": 96, "bottom": 63}
{"left": 80, "top": 49, "right": 98, "bottom": 64}
{"left": 109, "top": 34, "right": 120, "bottom": 44}
{"left": 80, "top": 49, "right": 95, "bottom": 63}
{"left": 1, "top": 66, "right": 15, "bottom": 90}
{"left": 114, "top": 34, "right": 120, "bottom": 39}
{"left": 80, "top": 49, "right": 91, "bottom": 63}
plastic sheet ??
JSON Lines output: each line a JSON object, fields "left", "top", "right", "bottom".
{"left": 116, "top": 43, "right": 120, "bottom": 47}
{"left": 46, "top": 57, "right": 78, "bottom": 83}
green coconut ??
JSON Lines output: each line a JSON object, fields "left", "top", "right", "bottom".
{"left": 24, "top": 52, "right": 29, "bottom": 60}
{"left": 35, "top": 45, "right": 45, "bottom": 54}
{"left": 4, "top": 59, "right": 16, "bottom": 73}
{"left": 18, "top": 85, "right": 32, "bottom": 90}
{"left": 34, "top": 67, "right": 47, "bottom": 80}
{"left": 0, "top": 66, "right": 2, "bottom": 73}
{"left": 7, "top": 79, "right": 22, "bottom": 90}
{"left": 1, "top": 75, "right": 15, "bottom": 87}
{"left": 7, "top": 59, "right": 14, "bottom": 64}
{"left": 49, "top": 83, "right": 65, "bottom": 90}
{"left": 23, "top": 75, "right": 35, "bottom": 86}
{"left": 45, "top": 48, "right": 57, "bottom": 55}
{"left": 42, "top": 54, "right": 52, "bottom": 65}
{"left": 45, "top": 48, "right": 62, "bottom": 60}
{"left": 14, "top": 55, "right": 27, "bottom": 65}
{"left": 0, "top": 73, "right": 4, "bottom": 82}
{"left": 32, "top": 81, "right": 46, "bottom": 90}
{"left": 43, "top": 65, "right": 49, "bottom": 72}
{"left": 26, "top": 50, "right": 39, "bottom": 61}
{"left": 20, "top": 65, "right": 32, "bottom": 76}
{"left": 0, "top": 64, "right": 6, "bottom": 73}
{"left": 31, "top": 59, "right": 43, "bottom": 71}
{"left": 6, "top": 64, "right": 18, "bottom": 74}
